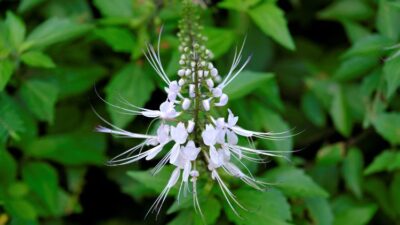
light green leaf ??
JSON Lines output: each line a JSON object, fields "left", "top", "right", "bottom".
{"left": 218, "top": 0, "right": 260, "bottom": 12}
{"left": 25, "top": 132, "right": 106, "bottom": 165}
{"left": 21, "top": 51, "right": 55, "bottom": 68}
{"left": 383, "top": 55, "right": 400, "bottom": 98}
{"left": 318, "top": 1, "right": 373, "bottom": 21}
{"left": 249, "top": 2, "right": 295, "bottom": 50}
{"left": 341, "top": 21, "right": 371, "bottom": 43}
{"left": 0, "top": 59, "right": 14, "bottom": 91}
{"left": 332, "top": 196, "right": 377, "bottom": 225}
{"left": 5, "top": 11, "right": 26, "bottom": 48}
{"left": 264, "top": 167, "right": 329, "bottom": 198}
{"left": 256, "top": 77, "right": 285, "bottom": 112}
{"left": 203, "top": 27, "right": 235, "bottom": 59}
{"left": 373, "top": 113, "right": 400, "bottom": 144}
{"left": 330, "top": 86, "right": 352, "bottom": 137}
{"left": 334, "top": 56, "right": 379, "bottom": 81}
{"left": 316, "top": 143, "right": 345, "bottom": 166}
{"left": 25, "top": 18, "right": 92, "bottom": 50}
{"left": 19, "top": 79, "right": 59, "bottom": 123}
{"left": 305, "top": 197, "right": 334, "bottom": 225}
{"left": 364, "top": 150, "right": 400, "bottom": 174}
{"left": 390, "top": 173, "right": 400, "bottom": 216}
{"left": 106, "top": 64, "right": 155, "bottom": 128}
{"left": 94, "top": 27, "right": 135, "bottom": 53}
{"left": 225, "top": 188, "right": 292, "bottom": 225}
{"left": 342, "top": 148, "right": 363, "bottom": 198}
{"left": 376, "top": 0, "right": 400, "bottom": 40}
{"left": 22, "top": 162, "right": 59, "bottom": 215}
{"left": 167, "top": 211, "right": 193, "bottom": 225}
{"left": 301, "top": 91, "right": 326, "bottom": 127}
{"left": 224, "top": 70, "right": 274, "bottom": 100}
{"left": 0, "top": 147, "right": 17, "bottom": 186}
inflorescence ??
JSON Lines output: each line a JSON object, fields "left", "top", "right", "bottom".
{"left": 96, "top": 1, "right": 290, "bottom": 217}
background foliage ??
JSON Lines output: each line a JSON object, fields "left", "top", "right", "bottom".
{"left": 1, "top": 0, "right": 400, "bottom": 224}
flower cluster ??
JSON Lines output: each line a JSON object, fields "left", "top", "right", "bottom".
{"left": 96, "top": 2, "right": 289, "bottom": 217}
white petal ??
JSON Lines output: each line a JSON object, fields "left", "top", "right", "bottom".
{"left": 169, "top": 143, "right": 181, "bottom": 164}
{"left": 227, "top": 130, "right": 238, "bottom": 145}
{"left": 210, "top": 145, "right": 220, "bottom": 165}
{"left": 201, "top": 125, "right": 217, "bottom": 146}
{"left": 145, "top": 144, "right": 164, "bottom": 160}
{"left": 171, "top": 122, "right": 188, "bottom": 144}
{"left": 183, "top": 162, "right": 192, "bottom": 182}
{"left": 167, "top": 168, "right": 181, "bottom": 188}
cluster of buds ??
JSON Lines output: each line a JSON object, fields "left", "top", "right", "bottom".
{"left": 97, "top": 1, "right": 289, "bottom": 217}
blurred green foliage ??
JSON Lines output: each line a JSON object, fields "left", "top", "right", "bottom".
{"left": 0, "top": 0, "right": 400, "bottom": 224}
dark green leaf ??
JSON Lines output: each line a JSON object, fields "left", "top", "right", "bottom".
{"left": 249, "top": 2, "right": 295, "bottom": 50}
{"left": 263, "top": 167, "right": 329, "bottom": 198}
{"left": 218, "top": 0, "right": 260, "bottom": 12}
{"left": 364, "top": 177, "right": 396, "bottom": 218}
{"left": 18, "top": 0, "right": 46, "bottom": 13}
{"left": 332, "top": 196, "right": 377, "bottom": 225}
{"left": 106, "top": 64, "right": 155, "bottom": 128}
{"left": 21, "top": 51, "right": 55, "bottom": 68}
{"left": 383, "top": 55, "right": 400, "bottom": 98}
{"left": 94, "top": 27, "right": 135, "bottom": 53}
{"left": 373, "top": 113, "right": 400, "bottom": 144}
{"left": 343, "top": 35, "right": 392, "bottom": 58}
{"left": 22, "top": 162, "right": 59, "bottom": 215}
{"left": 224, "top": 71, "right": 274, "bottom": 100}
{"left": 389, "top": 173, "right": 400, "bottom": 216}
{"left": 330, "top": 86, "right": 352, "bottom": 137}
{"left": 25, "top": 132, "right": 106, "bottom": 165}
{"left": 334, "top": 56, "right": 379, "bottom": 81}
{"left": 19, "top": 79, "right": 59, "bottom": 123}
{"left": 342, "top": 148, "right": 363, "bottom": 198}
{"left": 0, "top": 93, "right": 25, "bottom": 142}
{"left": 316, "top": 143, "right": 345, "bottom": 166}
{"left": 93, "top": 0, "right": 133, "bottom": 18}
{"left": 342, "top": 21, "right": 371, "bottom": 43}
{"left": 301, "top": 91, "right": 326, "bottom": 127}
{"left": 0, "top": 147, "right": 17, "bottom": 186}
{"left": 127, "top": 166, "right": 177, "bottom": 195}
{"left": 0, "top": 59, "right": 14, "bottom": 91}
{"left": 318, "top": 1, "right": 373, "bottom": 21}
{"left": 305, "top": 197, "right": 333, "bottom": 225}
{"left": 4, "top": 199, "right": 37, "bottom": 221}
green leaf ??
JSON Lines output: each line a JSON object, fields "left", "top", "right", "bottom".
{"left": 19, "top": 79, "right": 59, "bottom": 123}
{"left": 334, "top": 56, "right": 379, "bottom": 81}
{"left": 20, "top": 51, "right": 55, "bottom": 68}
{"left": 364, "top": 150, "right": 400, "bottom": 174}
{"left": 330, "top": 86, "right": 352, "bottom": 137}
{"left": 342, "top": 148, "right": 363, "bottom": 198}
{"left": 22, "top": 162, "right": 59, "bottom": 215}
{"left": 53, "top": 66, "right": 107, "bottom": 98}
{"left": 0, "top": 147, "right": 17, "bottom": 186}
{"left": 94, "top": 27, "right": 135, "bottom": 53}
{"left": 373, "top": 113, "right": 400, "bottom": 144}
{"left": 263, "top": 167, "right": 329, "bottom": 198}
{"left": 224, "top": 70, "right": 274, "bottom": 100}
{"left": 25, "top": 132, "right": 106, "bottom": 165}
{"left": 318, "top": 1, "right": 373, "bottom": 21}
{"left": 4, "top": 199, "right": 37, "bottom": 221}
{"left": 376, "top": 0, "right": 400, "bottom": 40}
{"left": 225, "top": 188, "right": 292, "bottom": 225}
{"left": 105, "top": 64, "right": 155, "bottom": 128}
{"left": 93, "top": 0, "right": 133, "bottom": 18}
{"left": 305, "top": 197, "right": 334, "bottom": 225}
{"left": 0, "top": 93, "right": 25, "bottom": 142}
{"left": 0, "top": 59, "right": 14, "bottom": 91}
{"left": 332, "top": 196, "right": 377, "bottom": 225}
{"left": 249, "top": 2, "right": 295, "bottom": 50}
{"left": 5, "top": 11, "right": 26, "bottom": 49}
{"left": 364, "top": 177, "right": 396, "bottom": 219}
{"left": 383, "top": 55, "right": 400, "bottom": 98}
{"left": 127, "top": 166, "right": 177, "bottom": 195}
{"left": 343, "top": 35, "right": 393, "bottom": 58}
{"left": 256, "top": 76, "right": 285, "bottom": 112}
{"left": 203, "top": 27, "right": 235, "bottom": 59}
{"left": 24, "top": 18, "right": 92, "bottom": 50}
{"left": 390, "top": 173, "right": 400, "bottom": 216}
{"left": 316, "top": 143, "right": 345, "bottom": 166}
{"left": 301, "top": 91, "right": 326, "bottom": 127}
{"left": 341, "top": 21, "right": 371, "bottom": 43}
{"left": 167, "top": 211, "right": 193, "bottom": 225}
{"left": 218, "top": 0, "right": 260, "bottom": 12}
{"left": 18, "top": 0, "right": 46, "bottom": 13}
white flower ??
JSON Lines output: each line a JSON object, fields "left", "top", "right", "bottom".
{"left": 171, "top": 122, "right": 188, "bottom": 144}
{"left": 215, "top": 93, "right": 228, "bottom": 106}
{"left": 201, "top": 124, "right": 217, "bottom": 146}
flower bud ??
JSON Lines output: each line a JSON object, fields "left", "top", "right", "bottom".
{"left": 212, "top": 87, "right": 222, "bottom": 97}
{"left": 210, "top": 68, "right": 218, "bottom": 76}
{"left": 178, "top": 78, "right": 185, "bottom": 86}
{"left": 204, "top": 70, "right": 209, "bottom": 76}
{"left": 187, "top": 120, "right": 195, "bottom": 133}
{"left": 189, "top": 84, "right": 195, "bottom": 98}
{"left": 178, "top": 69, "right": 185, "bottom": 76}
{"left": 185, "top": 69, "right": 191, "bottom": 76}
{"left": 208, "top": 62, "right": 213, "bottom": 70}
{"left": 179, "top": 60, "right": 185, "bottom": 65}
{"left": 206, "top": 78, "right": 214, "bottom": 88}
{"left": 215, "top": 93, "right": 228, "bottom": 106}
{"left": 182, "top": 98, "right": 191, "bottom": 110}
{"left": 202, "top": 99, "right": 210, "bottom": 111}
